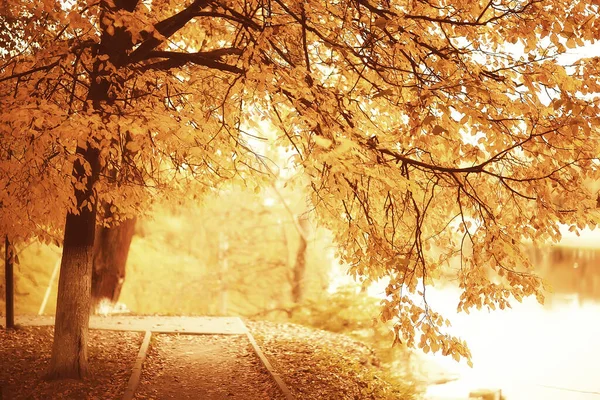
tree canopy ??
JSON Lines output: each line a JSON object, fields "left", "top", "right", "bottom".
{"left": 2, "top": 0, "right": 600, "bottom": 368}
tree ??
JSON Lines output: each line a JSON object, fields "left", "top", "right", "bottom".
{"left": 47, "top": 144, "right": 100, "bottom": 379}
{"left": 4, "top": 235, "right": 15, "bottom": 329}
{"left": 91, "top": 215, "right": 136, "bottom": 310}
{"left": 2, "top": 0, "right": 600, "bottom": 376}
{"left": 1, "top": 0, "right": 254, "bottom": 377}
{"left": 91, "top": 117, "right": 140, "bottom": 311}
{"left": 291, "top": 214, "right": 309, "bottom": 305}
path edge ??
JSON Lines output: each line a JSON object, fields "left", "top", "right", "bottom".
{"left": 122, "top": 330, "right": 152, "bottom": 400}
{"left": 245, "top": 330, "right": 294, "bottom": 400}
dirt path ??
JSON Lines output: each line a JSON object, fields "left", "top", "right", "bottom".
{"left": 135, "top": 334, "right": 286, "bottom": 400}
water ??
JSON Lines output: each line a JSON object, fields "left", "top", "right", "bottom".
{"left": 419, "top": 245, "right": 600, "bottom": 400}
{"left": 422, "top": 287, "right": 600, "bottom": 399}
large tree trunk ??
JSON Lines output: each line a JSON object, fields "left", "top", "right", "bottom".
{"left": 47, "top": 145, "right": 100, "bottom": 380}
{"left": 46, "top": 0, "right": 139, "bottom": 380}
{"left": 92, "top": 216, "right": 136, "bottom": 309}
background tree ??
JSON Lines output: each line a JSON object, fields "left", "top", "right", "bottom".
{"left": 89, "top": 117, "right": 138, "bottom": 309}
{"left": 114, "top": 182, "right": 333, "bottom": 315}
{"left": 2, "top": 0, "right": 600, "bottom": 378}
{"left": 91, "top": 215, "right": 136, "bottom": 309}
{"left": 291, "top": 213, "right": 309, "bottom": 306}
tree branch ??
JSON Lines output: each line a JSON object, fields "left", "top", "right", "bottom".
{"left": 404, "top": 0, "right": 539, "bottom": 26}
{"left": 143, "top": 47, "right": 242, "bottom": 61}
{"left": 375, "top": 146, "right": 486, "bottom": 174}
{"left": 127, "top": 0, "right": 211, "bottom": 63}
{"left": 138, "top": 49, "right": 243, "bottom": 73}
{"left": 0, "top": 60, "right": 60, "bottom": 83}
{"left": 113, "top": 0, "right": 140, "bottom": 12}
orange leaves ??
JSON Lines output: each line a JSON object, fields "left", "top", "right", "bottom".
{"left": 3, "top": 0, "right": 600, "bottom": 364}
{"left": 431, "top": 125, "right": 447, "bottom": 136}
{"left": 125, "top": 141, "right": 141, "bottom": 153}
{"left": 386, "top": 292, "right": 473, "bottom": 364}
{"left": 313, "top": 135, "right": 333, "bottom": 149}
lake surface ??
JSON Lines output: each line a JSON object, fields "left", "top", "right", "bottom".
{"left": 420, "top": 245, "right": 600, "bottom": 399}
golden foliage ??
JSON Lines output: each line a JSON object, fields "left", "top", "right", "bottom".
{"left": 2, "top": 0, "right": 600, "bottom": 362}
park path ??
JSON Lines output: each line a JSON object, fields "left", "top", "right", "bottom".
{"left": 15, "top": 315, "right": 293, "bottom": 400}
{"left": 134, "top": 333, "right": 285, "bottom": 399}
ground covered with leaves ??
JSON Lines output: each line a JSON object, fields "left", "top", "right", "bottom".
{"left": 0, "top": 326, "right": 142, "bottom": 399}
{"left": 0, "top": 321, "right": 417, "bottom": 399}
{"left": 246, "top": 320, "right": 417, "bottom": 400}
{"left": 136, "top": 333, "right": 285, "bottom": 399}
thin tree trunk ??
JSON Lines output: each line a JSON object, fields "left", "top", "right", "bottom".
{"left": 218, "top": 232, "right": 229, "bottom": 315}
{"left": 47, "top": 145, "right": 100, "bottom": 380}
{"left": 92, "top": 216, "right": 136, "bottom": 309}
{"left": 4, "top": 235, "right": 14, "bottom": 329}
{"left": 291, "top": 215, "right": 309, "bottom": 304}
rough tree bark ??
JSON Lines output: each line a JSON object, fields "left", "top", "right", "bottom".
{"left": 46, "top": 145, "right": 100, "bottom": 379}
{"left": 91, "top": 216, "right": 136, "bottom": 309}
